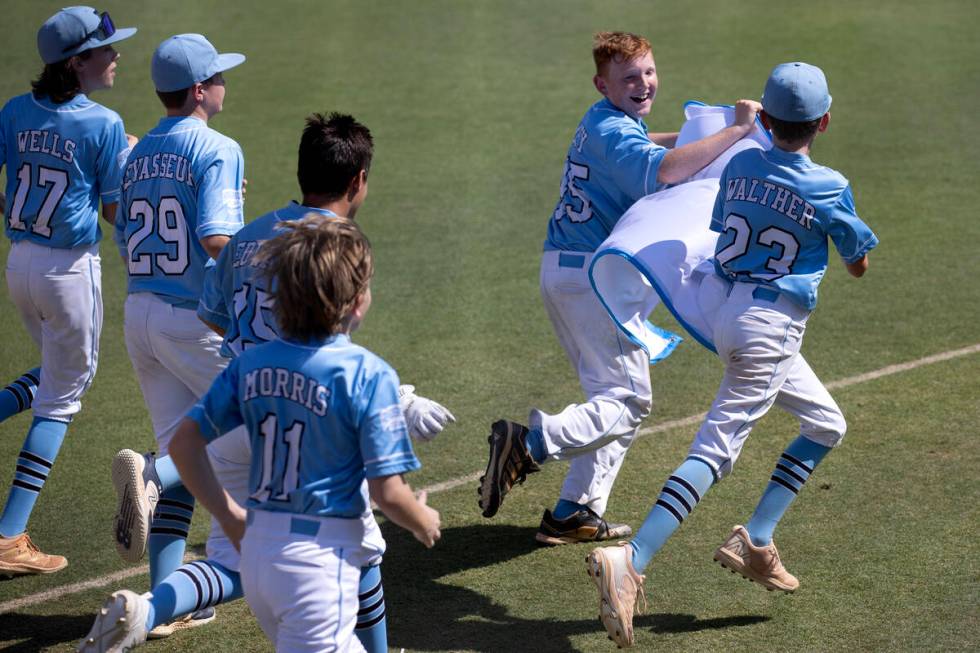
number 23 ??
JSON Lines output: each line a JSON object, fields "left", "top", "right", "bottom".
{"left": 716, "top": 212, "right": 800, "bottom": 280}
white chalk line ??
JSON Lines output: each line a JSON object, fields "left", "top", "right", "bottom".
{"left": 2, "top": 342, "right": 977, "bottom": 615}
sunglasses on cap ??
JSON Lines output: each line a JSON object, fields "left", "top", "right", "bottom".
{"left": 62, "top": 10, "right": 116, "bottom": 54}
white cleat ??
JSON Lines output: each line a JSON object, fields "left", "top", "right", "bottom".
{"left": 111, "top": 450, "right": 160, "bottom": 563}
{"left": 77, "top": 590, "right": 149, "bottom": 652}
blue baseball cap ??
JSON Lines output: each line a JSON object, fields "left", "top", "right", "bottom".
{"left": 37, "top": 6, "right": 137, "bottom": 64}
{"left": 761, "top": 62, "right": 832, "bottom": 122}
{"left": 151, "top": 34, "right": 245, "bottom": 92}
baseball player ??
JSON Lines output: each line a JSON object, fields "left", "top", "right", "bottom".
{"left": 479, "top": 31, "right": 761, "bottom": 545}
{"left": 112, "top": 33, "right": 245, "bottom": 634}
{"left": 173, "top": 215, "right": 439, "bottom": 653}
{"left": 82, "top": 112, "right": 453, "bottom": 653}
{"left": 0, "top": 6, "right": 136, "bottom": 576}
{"left": 587, "top": 62, "right": 879, "bottom": 647}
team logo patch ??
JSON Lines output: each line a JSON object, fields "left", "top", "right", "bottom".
{"left": 222, "top": 188, "right": 244, "bottom": 212}
{"left": 379, "top": 405, "right": 407, "bottom": 432}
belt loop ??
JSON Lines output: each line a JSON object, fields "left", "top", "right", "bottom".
{"left": 752, "top": 286, "right": 780, "bottom": 303}
{"left": 558, "top": 252, "right": 586, "bottom": 269}
{"left": 290, "top": 516, "right": 320, "bottom": 537}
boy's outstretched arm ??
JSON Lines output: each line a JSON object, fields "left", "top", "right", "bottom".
{"left": 169, "top": 417, "right": 248, "bottom": 549}
{"left": 369, "top": 474, "right": 441, "bottom": 548}
{"left": 846, "top": 254, "right": 869, "bottom": 277}
{"left": 656, "top": 99, "right": 762, "bottom": 184}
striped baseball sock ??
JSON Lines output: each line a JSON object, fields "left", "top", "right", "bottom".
{"left": 746, "top": 435, "right": 832, "bottom": 547}
{"left": 0, "top": 368, "right": 40, "bottom": 424}
{"left": 0, "top": 417, "right": 68, "bottom": 537}
{"left": 355, "top": 564, "right": 387, "bottom": 653}
{"left": 144, "top": 559, "right": 242, "bottom": 630}
{"left": 148, "top": 485, "right": 194, "bottom": 588}
{"left": 153, "top": 454, "right": 183, "bottom": 492}
{"left": 630, "top": 457, "right": 715, "bottom": 573}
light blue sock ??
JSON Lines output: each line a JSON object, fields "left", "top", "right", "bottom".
{"left": 0, "top": 417, "right": 68, "bottom": 537}
{"left": 0, "top": 368, "right": 40, "bottom": 424}
{"left": 148, "top": 485, "right": 194, "bottom": 588}
{"left": 145, "top": 559, "right": 243, "bottom": 630}
{"left": 524, "top": 427, "right": 547, "bottom": 463}
{"left": 153, "top": 454, "right": 183, "bottom": 492}
{"left": 629, "top": 457, "right": 715, "bottom": 573}
{"left": 746, "top": 435, "right": 832, "bottom": 547}
{"left": 355, "top": 565, "right": 387, "bottom": 653}
{"left": 552, "top": 499, "right": 588, "bottom": 520}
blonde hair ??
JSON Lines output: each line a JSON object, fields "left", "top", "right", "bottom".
{"left": 592, "top": 31, "right": 652, "bottom": 75}
{"left": 256, "top": 214, "right": 373, "bottom": 340}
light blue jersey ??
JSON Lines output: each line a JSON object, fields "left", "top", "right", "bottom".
{"left": 711, "top": 147, "right": 878, "bottom": 310}
{"left": 0, "top": 92, "right": 126, "bottom": 248}
{"left": 118, "top": 116, "right": 244, "bottom": 309}
{"left": 198, "top": 202, "right": 337, "bottom": 358}
{"left": 546, "top": 98, "right": 667, "bottom": 252}
{"left": 189, "top": 334, "right": 420, "bottom": 518}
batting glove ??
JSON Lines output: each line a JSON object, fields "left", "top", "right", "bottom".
{"left": 398, "top": 385, "right": 456, "bottom": 442}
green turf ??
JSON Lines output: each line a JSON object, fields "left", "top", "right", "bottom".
{"left": 1, "top": 0, "right": 978, "bottom": 651}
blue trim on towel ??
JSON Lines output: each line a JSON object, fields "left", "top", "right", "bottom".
{"left": 590, "top": 248, "right": 717, "bottom": 356}
{"left": 587, "top": 250, "right": 685, "bottom": 364}
{"left": 683, "top": 100, "right": 773, "bottom": 145}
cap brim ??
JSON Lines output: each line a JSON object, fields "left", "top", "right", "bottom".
{"left": 214, "top": 53, "right": 245, "bottom": 75}
{"left": 60, "top": 27, "right": 138, "bottom": 60}
{"left": 91, "top": 27, "right": 138, "bottom": 51}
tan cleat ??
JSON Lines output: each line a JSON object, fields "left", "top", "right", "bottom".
{"left": 713, "top": 525, "right": 799, "bottom": 592}
{"left": 586, "top": 542, "right": 647, "bottom": 648}
{"left": 0, "top": 532, "right": 67, "bottom": 576}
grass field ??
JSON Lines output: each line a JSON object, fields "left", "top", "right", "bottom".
{"left": 1, "top": 1, "right": 978, "bottom": 651}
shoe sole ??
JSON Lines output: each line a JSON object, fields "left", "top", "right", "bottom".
{"left": 586, "top": 549, "right": 634, "bottom": 648}
{"left": 112, "top": 450, "right": 158, "bottom": 563}
{"left": 478, "top": 427, "right": 512, "bottom": 518}
{"left": 147, "top": 609, "right": 216, "bottom": 639}
{"left": 77, "top": 590, "right": 147, "bottom": 653}
{"left": 713, "top": 547, "right": 796, "bottom": 593}
{"left": 0, "top": 558, "right": 67, "bottom": 577}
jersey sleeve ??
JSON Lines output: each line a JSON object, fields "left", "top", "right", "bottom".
{"left": 95, "top": 117, "right": 127, "bottom": 206}
{"left": 187, "top": 360, "right": 244, "bottom": 442}
{"left": 826, "top": 185, "right": 879, "bottom": 263}
{"left": 197, "top": 242, "right": 233, "bottom": 331}
{"left": 196, "top": 145, "right": 245, "bottom": 239}
{"left": 601, "top": 123, "right": 667, "bottom": 201}
{"left": 358, "top": 365, "right": 421, "bottom": 479}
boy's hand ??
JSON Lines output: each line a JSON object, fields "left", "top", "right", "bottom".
{"left": 413, "top": 490, "right": 442, "bottom": 548}
{"left": 734, "top": 99, "right": 763, "bottom": 131}
{"left": 220, "top": 502, "right": 248, "bottom": 552}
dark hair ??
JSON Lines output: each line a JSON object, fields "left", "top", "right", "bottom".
{"left": 765, "top": 113, "right": 821, "bottom": 143}
{"left": 155, "top": 88, "right": 190, "bottom": 109}
{"left": 31, "top": 51, "right": 92, "bottom": 104}
{"left": 297, "top": 113, "right": 374, "bottom": 199}
{"left": 257, "top": 214, "right": 374, "bottom": 339}
{"left": 155, "top": 72, "right": 223, "bottom": 109}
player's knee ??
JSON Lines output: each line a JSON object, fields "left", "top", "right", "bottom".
{"left": 801, "top": 411, "right": 847, "bottom": 448}
{"left": 625, "top": 392, "right": 653, "bottom": 425}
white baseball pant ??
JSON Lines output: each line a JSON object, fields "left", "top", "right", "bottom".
{"left": 241, "top": 509, "right": 385, "bottom": 653}
{"left": 5, "top": 240, "right": 102, "bottom": 421}
{"left": 530, "top": 250, "right": 653, "bottom": 516}
{"left": 688, "top": 278, "right": 846, "bottom": 479}
{"left": 123, "top": 292, "right": 227, "bottom": 454}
